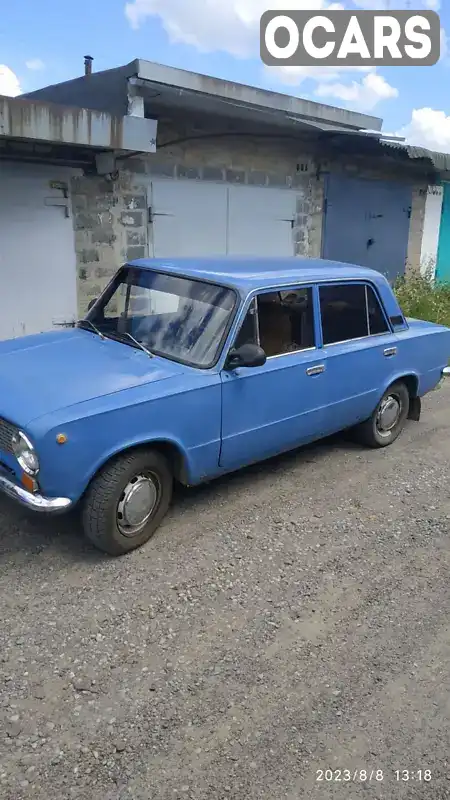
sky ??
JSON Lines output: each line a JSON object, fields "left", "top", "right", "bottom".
{"left": 1, "top": 0, "right": 450, "bottom": 152}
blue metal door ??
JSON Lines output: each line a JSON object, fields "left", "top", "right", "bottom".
{"left": 322, "top": 174, "right": 412, "bottom": 282}
{"left": 219, "top": 349, "right": 327, "bottom": 471}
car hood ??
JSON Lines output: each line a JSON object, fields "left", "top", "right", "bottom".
{"left": 0, "top": 329, "right": 182, "bottom": 426}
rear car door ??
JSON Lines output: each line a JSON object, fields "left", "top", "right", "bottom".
{"left": 318, "top": 281, "right": 398, "bottom": 435}
{"left": 219, "top": 285, "right": 327, "bottom": 471}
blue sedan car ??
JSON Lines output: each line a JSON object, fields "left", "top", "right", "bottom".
{"left": 1, "top": 257, "right": 450, "bottom": 555}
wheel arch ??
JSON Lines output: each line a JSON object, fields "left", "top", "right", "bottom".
{"left": 81, "top": 438, "right": 192, "bottom": 499}
{"left": 399, "top": 373, "right": 419, "bottom": 398}
{"left": 386, "top": 373, "right": 421, "bottom": 421}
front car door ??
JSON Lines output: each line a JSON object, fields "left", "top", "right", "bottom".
{"left": 219, "top": 284, "right": 327, "bottom": 471}
{"left": 317, "top": 280, "right": 399, "bottom": 436}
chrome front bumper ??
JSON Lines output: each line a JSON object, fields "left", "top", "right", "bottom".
{"left": 0, "top": 472, "right": 72, "bottom": 513}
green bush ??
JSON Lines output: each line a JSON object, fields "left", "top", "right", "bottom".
{"left": 393, "top": 273, "right": 450, "bottom": 328}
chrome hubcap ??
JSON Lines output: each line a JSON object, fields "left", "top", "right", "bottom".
{"left": 376, "top": 394, "right": 401, "bottom": 436}
{"left": 116, "top": 473, "right": 159, "bottom": 537}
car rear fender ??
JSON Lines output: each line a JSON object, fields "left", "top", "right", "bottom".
{"left": 379, "top": 372, "right": 421, "bottom": 421}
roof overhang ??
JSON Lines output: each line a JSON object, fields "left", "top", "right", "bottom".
{"left": 0, "top": 94, "right": 157, "bottom": 153}
{"left": 131, "top": 75, "right": 384, "bottom": 139}
{"left": 131, "top": 59, "right": 382, "bottom": 133}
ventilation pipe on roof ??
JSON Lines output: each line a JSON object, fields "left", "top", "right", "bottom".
{"left": 84, "top": 55, "right": 93, "bottom": 75}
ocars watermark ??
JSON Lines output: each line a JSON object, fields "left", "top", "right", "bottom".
{"left": 260, "top": 10, "right": 440, "bottom": 67}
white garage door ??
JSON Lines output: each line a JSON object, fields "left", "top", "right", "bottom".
{"left": 0, "top": 163, "right": 78, "bottom": 341}
{"left": 151, "top": 180, "right": 228, "bottom": 257}
{"left": 228, "top": 185, "right": 296, "bottom": 256}
{"left": 149, "top": 180, "right": 296, "bottom": 258}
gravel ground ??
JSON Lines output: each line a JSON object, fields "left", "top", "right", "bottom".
{"left": 1, "top": 383, "right": 450, "bottom": 800}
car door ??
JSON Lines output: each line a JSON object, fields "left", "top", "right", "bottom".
{"left": 219, "top": 285, "right": 328, "bottom": 471}
{"left": 318, "top": 280, "right": 398, "bottom": 435}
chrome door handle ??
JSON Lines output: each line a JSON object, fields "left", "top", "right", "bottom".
{"left": 384, "top": 347, "right": 397, "bottom": 357}
{"left": 306, "top": 364, "right": 325, "bottom": 376}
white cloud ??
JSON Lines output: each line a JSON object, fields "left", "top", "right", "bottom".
{"left": 25, "top": 58, "right": 45, "bottom": 71}
{"left": 125, "top": 0, "right": 349, "bottom": 57}
{"left": 315, "top": 71, "right": 398, "bottom": 111}
{"left": 125, "top": 0, "right": 445, "bottom": 74}
{"left": 126, "top": 0, "right": 261, "bottom": 55}
{"left": 0, "top": 65, "right": 22, "bottom": 96}
{"left": 397, "top": 108, "right": 450, "bottom": 152}
{"left": 265, "top": 62, "right": 375, "bottom": 90}
{"left": 125, "top": 0, "right": 401, "bottom": 112}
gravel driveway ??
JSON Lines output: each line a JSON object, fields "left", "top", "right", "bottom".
{"left": 1, "top": 383, "right": 450, "bottom": 800}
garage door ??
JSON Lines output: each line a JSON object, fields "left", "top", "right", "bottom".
{"left": 0, "top": 163, "right": 78, "bottom": 341}
{"left": 228, "top": 185, "right": 296, "bottom": 256}
{"left": 150, "top": 180, "right": 228, "bottom": 257}
{"left": 322, "top": 174, "right": 412, "bottom": 282}
{"left": 149, "top": 180, "right": 296, "bottom": 258}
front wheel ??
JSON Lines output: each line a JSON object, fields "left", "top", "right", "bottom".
{"left": 353, "top": 381, "right": 410, "bottom": 448}
{"left": 82, "top": 449, "right": 173, "bottom": 556}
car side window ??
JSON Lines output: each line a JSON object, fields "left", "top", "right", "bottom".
{"left": 366, "top": 285, "right": 390, "bottom": 335}
{"left": 233, "top": 288, "right": 315, "bottom": 357}
{"left": 257, "top": 288, "right": 315, "bottom": 357}
{"left": 319, "top": 284, "right": 367, "bottom": 345}
{"left": 319, "top": 283, "right": 390, "bottom": 345}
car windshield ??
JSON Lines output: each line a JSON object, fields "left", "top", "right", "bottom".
{"left": 84, "top": 266, "right": 237, "bottom": 368}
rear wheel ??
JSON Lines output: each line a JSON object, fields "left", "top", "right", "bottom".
{"left": 82, "top": 449, "right": 173, "bottom": 556}
{"left": 353, "top": 381, "right": 410, "bottom": 448}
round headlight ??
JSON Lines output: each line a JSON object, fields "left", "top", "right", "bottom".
{"left": 11, "top": 431, "right": 40, "bottom": 475}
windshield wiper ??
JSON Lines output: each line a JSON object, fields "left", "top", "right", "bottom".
{"left": 119, "top": 331, "right": 154, "bottom": 357}
{"left": 77, "top": 320, "right": 153, "bottom": 356}
{"left": 76, "top": 319, "right": 106, "bottom": 339}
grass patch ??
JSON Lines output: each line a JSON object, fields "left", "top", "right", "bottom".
{"left": 393, "top": 274, "right": 450, "bottom": 327}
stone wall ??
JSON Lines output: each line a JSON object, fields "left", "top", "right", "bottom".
{"left": 72, "top": 170, "right": 148, "bottom": 316}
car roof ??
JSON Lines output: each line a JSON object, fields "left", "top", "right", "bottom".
{"left": 127, "top": 256, "right": 385, "bottom": 294}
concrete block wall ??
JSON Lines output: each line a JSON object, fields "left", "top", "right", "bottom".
{"left": 72, "top": 170, "right": 148, "bottom": 316}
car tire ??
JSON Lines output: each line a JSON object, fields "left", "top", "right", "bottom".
{"left": 82, "top": 449, "right": 173, "bottom": 556}
{"left": 353, "top": 381, "right": 410, "bottom": 449}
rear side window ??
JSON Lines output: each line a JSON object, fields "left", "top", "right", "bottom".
{"left": 319, "top": 283, "right": 390, "bottom": 345}
{"left": 366, "top": 285, "right": 390, "bottom": 335}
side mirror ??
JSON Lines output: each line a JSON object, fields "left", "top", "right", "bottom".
{"left": 87, "top": 298, "right": 98, "bottom": 311}
{"left": 225, "top": 342, "right": 267, "bottom": 370}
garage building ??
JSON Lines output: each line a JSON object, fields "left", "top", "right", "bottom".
{"left": 0, "top": 58, "right": 445, "bottom": 336}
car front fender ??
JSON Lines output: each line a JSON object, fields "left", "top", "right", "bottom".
{"left": 76, "top": 434, "right": 196, "bottom": 500}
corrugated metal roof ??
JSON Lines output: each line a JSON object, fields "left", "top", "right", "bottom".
{"left": 381, "top": 139, "right": 450, "bottom": 171}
